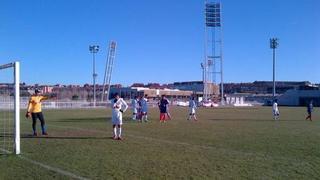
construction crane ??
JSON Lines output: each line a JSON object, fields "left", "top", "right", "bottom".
{"left": 101, "top": 41, "right": 117, "bottom": 102}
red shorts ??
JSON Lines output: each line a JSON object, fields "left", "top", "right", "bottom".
{"left": 160, "top": 113, "right": 166, "bottom": 121}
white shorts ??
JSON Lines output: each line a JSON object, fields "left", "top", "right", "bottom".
{"left": 189, "top": 108, "right": 196, "bottom": 115}
{"left": 132, "top": 108, "right": 138, "bottom": 114}
{"left": 273, "top": 110, "right": 279, "bottom": 116}
{"left": 112, "top": 110, "right": 123, "bottom": 125}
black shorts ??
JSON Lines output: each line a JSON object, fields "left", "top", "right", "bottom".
{"left": 31, "top": 112, "right": 45, "bottom": 122}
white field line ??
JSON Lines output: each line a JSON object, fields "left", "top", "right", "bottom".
{"left": 45, "top": 124, "right": 287, "bottom": 160}
{"left": 47, "top": 124, "right": 244, "bottom": 152}
{"left": 0, "top": 148, "right": 89, "bottom": 180}
{"left": 20, "top": 120, "right": 305, "bottom": 163}
{"left": 46, "top": 124, "right": 309, "bottom": 164}
{"left": 0, "top": 147, "right": 10, "bottom": 154}
{"left": 48, "top": 124, "right": 228, "bottom": 152}
{"left": 18, "top": 156, "right": 89, "bottom": 180}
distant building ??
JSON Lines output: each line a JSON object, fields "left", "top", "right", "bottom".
{"left": 278, "top": 85, "right": 320, "bottom": 106}
{"left": 224, "top": 81, "right": 311, "bottom": 94}
{"left": 42, "top": 86, "right": 53, "bottom": 93}
{"left": 169, "top": 81, "right": 219, "bottom": 97}
{"left": 109, "top": 87, "right": 193, "bottom": 100}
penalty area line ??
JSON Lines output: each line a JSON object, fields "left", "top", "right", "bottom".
{"left": 46, "top": 124, "right": 304, "bottom": 163}
{"left": 0, "top": 148, "right": 11, "bottom": 154}
{"left": 1, "top": 148, "right": 89, "bottom": 180}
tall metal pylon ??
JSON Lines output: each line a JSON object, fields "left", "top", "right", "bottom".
{"left": 102, "top": 41, "right": 117, "bottom": 101}
{"left": 203, "top": 0, "right": 224, "bottom": 103}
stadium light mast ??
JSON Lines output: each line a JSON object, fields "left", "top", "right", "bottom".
{"left": 204, "top": 0, "right": 224, "bottom": 104}
{"left": 89, "top": 45, "right": 99, "bottom": 107}
{"left": 270, "top": 38, "right": 279, "bottom": 99}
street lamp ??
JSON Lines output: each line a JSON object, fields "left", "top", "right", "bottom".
{"left": 270, "top": 38, "right": 279, "bottom": 100}
{"left": 89, "top": 45, "right": 99, "bottom": 107}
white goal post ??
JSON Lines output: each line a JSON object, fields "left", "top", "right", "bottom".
{"left": 0, "top": 61, "right": 20, "bottom": 155}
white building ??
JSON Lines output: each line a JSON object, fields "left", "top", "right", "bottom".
{"left": 278, "top": 86, "right": 320, "bottom": 106}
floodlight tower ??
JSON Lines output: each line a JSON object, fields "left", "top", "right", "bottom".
{"left": 204, "top": 0, "right": 224, "bottom": 103}
{"left": 102, "top": 41, "right": 117, "bottom": 101}
{"left": 89, "top": 45, "right": 99, "bottom": 107}
{"left": 270, "top": 38, "right": 279, "bottom": 99}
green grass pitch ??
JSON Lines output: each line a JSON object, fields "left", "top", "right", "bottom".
{"left": 1, "top": 106, "right": 320, "bottom": 179}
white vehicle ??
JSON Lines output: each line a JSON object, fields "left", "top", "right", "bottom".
{"left": 201, "top": 101, "right": 219, "bottom": 107}
{"left": 176, "top": 101, "right": 189, "bottom": 107}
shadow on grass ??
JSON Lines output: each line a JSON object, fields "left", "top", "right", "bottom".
{"left": 54, "top": 117, "right": 110, "bottom": 123}
{"left": 21, "top": 134, "right": 112, "bottom": 140}
{"left": 209, "top": 118, "right": 303, "bottom": 122}
{"left": 0, "top": 134, "right": 113, "bottom": 140}
{"left": 53, "top": 117, "right": 138, "bottom": 124}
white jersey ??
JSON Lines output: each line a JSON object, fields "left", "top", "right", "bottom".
{"left": 131, "top": 99, "right": 138, "bottom": 113}
{"left": 165, "top": 98, "right": 171, "bottom": 112}
{"left": 189, "top": 100, "right": 197, "bottom": 109}
{"left": 189, "top": 99, "right": 197, "bottom": 114}
{"left": 111, "top": 98, "right": 128, "bottom": 125}
{"left": 272, "top": 102, "right": 279, "bottom": 115}
{"left": 140, "top": 98, "right": 148, "bottom": 113}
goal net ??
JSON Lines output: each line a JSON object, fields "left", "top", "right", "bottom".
{"left": 0, "top": 62, "right": 20, "bottom": 155}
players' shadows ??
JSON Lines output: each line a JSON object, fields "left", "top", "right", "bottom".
{"left": 209, "top": 118, "right": 302, "bottom": 122}
{"left": 54, "top": 117, "right": 111, "bottom": 123}
{"left": 1, "top": 133, "right": 114, "bottom": 140}
{"left": 54, "top": 117, "right": 139, "bottom": 124}
{"left": 21, "top": 134, "right": 110, "bottom": 140}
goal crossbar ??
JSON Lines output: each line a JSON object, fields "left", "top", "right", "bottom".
{"left": 0, "top": 63, "right": 15, "bottom": 70}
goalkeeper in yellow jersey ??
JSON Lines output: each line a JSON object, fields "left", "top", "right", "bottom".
{"left": 26, "top": 89, "right": 50, "bottom": 136}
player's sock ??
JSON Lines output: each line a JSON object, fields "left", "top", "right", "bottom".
{"left": 41, "top": 125, "right": 46, "bottom": 134}
{"left": 118, "top": 127, "right": 122, "bottom": 137}
{"left": 145, "top": 115, "right": 148, "bottom": 121}
{"left": 32, "top": 123, "right": 36, "bottom": 134}
{"left": 113, "top": 127, "right": 117, "bottom": 138}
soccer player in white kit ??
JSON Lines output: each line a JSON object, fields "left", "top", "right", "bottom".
{"left": 131, "top": 96, "right": 139, "bottom": 120}
{"left": 165, "top": 97, "right": 172, "bottom": 120}
{"left": 272, "top": 99, "right": 280, "bottom": 120}
{"left": 140, "top": 94, "right": 149, "bottom": 122}
{"left": 188, "top": 97, "right": 197, "bottom": 121}
{"left": 112, "top": 93, "right": 128, "bottom": 140}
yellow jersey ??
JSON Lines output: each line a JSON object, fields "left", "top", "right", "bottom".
{"left": 27, "top": 95, "right": 49, "bottom": 113}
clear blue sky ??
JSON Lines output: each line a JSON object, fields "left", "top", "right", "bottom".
{"left": 1, "top": 0, "right": 319, "bottom": 86}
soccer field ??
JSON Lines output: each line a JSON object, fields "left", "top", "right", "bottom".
{"left": 1, "top": 106, "right": 320, "bottom": 179}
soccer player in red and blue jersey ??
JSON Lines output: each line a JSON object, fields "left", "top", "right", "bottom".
{"left": 158, "top": 95, "right": 169, "bottom": 122}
